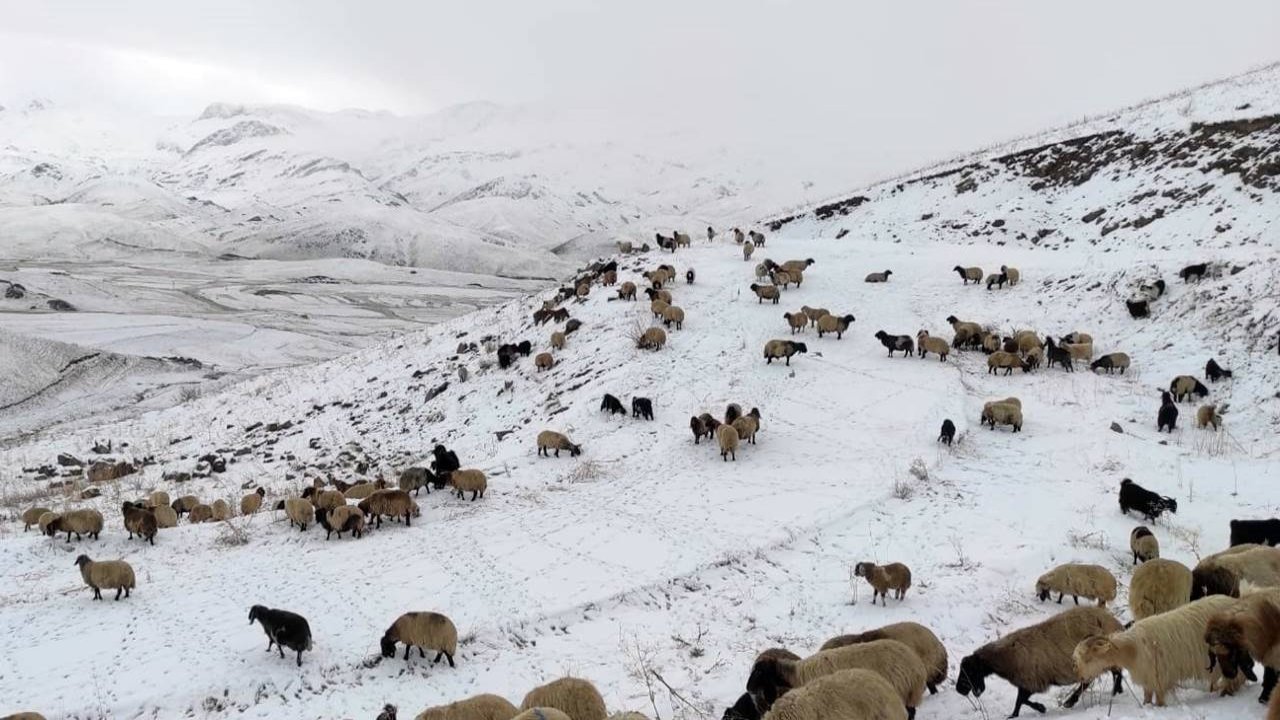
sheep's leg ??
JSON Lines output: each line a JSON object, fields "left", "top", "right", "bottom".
{"left": 1055, "top": 592, "right": 1063, "bottom": 604}
{"left": 1063, "top": 680, "right": 1090, "bottom": 707}
{"left": 266, "top": 637, "right": 274, "bottom": 652}
{"left": 1261, "top": 667, "right": 1278, "bottom": 703}
{"left": 296, "top": 650, "right": 303, "bottom": 667}
{"left": 278, "top": 644, "right": 285, "bottom": 659}
{"left": 403, "top": 645, "right": 411, "bottom": 660}
{"left": 114, "top": 587, "right": 123, "bottom": 601}
{"left": 471, "top": 490, "right": 478, "bottom": 501}
{"left": 1072, "top": 595, "right": 1079, "bottom": 605}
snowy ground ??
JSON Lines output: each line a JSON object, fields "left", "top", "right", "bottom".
{"left": 2, "top": 229, "right": 1277, "bottom": 720}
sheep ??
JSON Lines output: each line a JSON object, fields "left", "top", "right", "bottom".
{"left": 1192, "top": 546, "right": 1280, "bottom": 600}
{"left": 617, "top": 282, "right": 637, "bottom": 301}
{"left": 551, "top": 331, "right": 566, "bottom": 350}
{"left": 864, "top": 270, "right": 893, "bottom": 283}
{"left": 1036, "top": 563, "right": 1117, "bottom": 607}
{"left": 1206, "top": 358, "right": 1233, "bottom": 382}
{"left": 725, "top": 403, "right": 743, "bottom": 425}
{"left": 763, "top": 339, "right": 807, "bottom": 366}
{"left": 413, "top": 694, "right": 519, "bottom": 720}
{"left": 717, "top": 424, "right": 740, "bottom": 462}
{"left": 321, "top": 505, "right": 365, "bottom": 539}
{"left": 399, "top": 467, "right": 434, "bottom": 496}
{"left": 952, "top": 265, "right": 983, "bottom": 284}
{"left": 1024, "top": 345, "right": 1043, "bottom": 370}
{"left": 600, "top": 270, "right": 617, "bottom": 286}
{"left": 449, "top": 469, "right": 487, "bottom": 501}
{"left": 941, "top": 314, "right": 982, "bottom": 345}
{"left": 938, "top": 419, "right": 955, "bottom": 446}
{"left": 1158, "top": 391, "right": 1179, "bottom": 433}
{"left": 1272, "top": 690, "right": 1280, "bottom": 720}
{"left": 37, "top": 511, "right": 59, "bottom": 536}
{"left": 121, "top": 501, "right": 158, "bottom": 545}
{"left": 1000, "top": 265, "right": 1020, "bottom": 285}
{"left": 819, "top": 622, "right": 947, "bottom": 694}
{"left": 632, "top": 397, "right": 653, "bottom": 421}
{"left": 153, "top": 505, "right": 178, "bottom": 528}
{"left": 535, "top": 352, "right": 555, "bottom": 371}
{"left": 1126, "top": 298, "right": 1151, "bottom": 318}
{"left": 783, "top": 312, "right": 808, "bottom": 334}
{"left": 853, "top": 561, "right": 911, "bottom": 605}
{"left": 1204, "top": 588, "right": 1280, "bottom": 703}
{"left": 380, "top": 611, "right": 457, "bottom": 668}
{"left": 1042, "top": 337, "right": 1074, "bottom": 372}
{"left": 808, "top": 313, "right": 853, "bottom": 340}
{"left": 1197, "top": 403, "right": 1225, "bottom": 430}
{"left": 957, "top": 607, "right": 1123, "bottom": 718}
{"left": 284, "top": 497, "right": 314, "bottom": 531}
{"left": 74, "top": 554, "right": 135, "bottom": 601}
{"left": 1130, "top": 558, "right": 1193, "bottom": 621}
{"left": 1231, "top": 519, "right": 1280, "bottom": 548}
{"left": 662, "top": 305, "right": 685, "bottom": 330}
{"left": 44, "top": 508, "right": 103, "bottom": 542}
{"left": 239, "top": 487, "right": 266, "bottom": 516}
{"left": 645, "top": 287, "right": 673, "bottom": 305}
{"left": 982, "top": 396, "right": 1022, "bottom": 412}
{"left": 1089, "top": 352, "right": 1130, "bottom": 374}
{"left": 148, "top": 490, "right": 170, "bottom": 509}
{"left": 360, "top": 489, "right": 420, "bottom": 525}
{"left": 1013, "top": 330, "right": 1043, "bottom": 355}
{"left": 690, "top": 415, "right": 715, "bottom": 444}
{"left": 1170, "top": 374, "right": 1210, "bottom": 403}
{"left": 344, "top": 481, "right": 387, "bottom": 500}
{"left": 22, "top": 506, "right": 51, "bottom": 531}
{"left": 733, "top": 414, "right": 760, "bottom": 445}
{"left": 915, "top": 331, "right": 949, "bottom": 361}
{"left": 312, "top": 488, "right": 348, "bottom": 510}
{"left": 537, "top": 430, "right": 582, "bottom": 458}
{"left": 980, "top": 402, "right": 1023, "bottom": 432}
{"left": 1062, "top": 331, "right": 1093, "bottom": 345}
{"left": 1061, "top": 340, "right": 1093, "bottom": 362}
{"left": 616, "top": 240, "right": 633, "bottom": 254}
{"left": 754, "top": 263, "right": 771, "bottom": 280}
{"left": 770, "top": 270, "right": 794, "bottom": 289}
{"left": 601, "top": 393, "right": 626, "bottom": 416}
{"left": 786, "top": 269, "right": 805, "bottom": 287}
{"left": 1119, "top": 478, "right": 1177, "bottom": 522}
{"left": 1140, "top": 278, "right": 1167, "bottom": 300}
{"left": 734, "top": 228, "right": 746, "bottom": 244}
{"left": 674, "top": 231, "right": 692, "bottom": 248}
{"left": 873, "top": 331, "right": 913, "bottom": 358}
{"left": 758, "top": 669, "right": 907, "bottom": 720}
{"left": 248, "top": 604, "right": 313, "bottom": 667}
{"left": 638, "top": 326, "right": 667, "bottom": 350}
{"left": 575, "top": 283, "right": 589, "bottom": 299}
{"left": 686, "top": 268, "right": 695, "bottom": 284}
{"left": 986, "top": 351, "right": 1029, "bottom": 375}
{"left": 750, "top": 230, "right": 767, "bottom": 247}
{"left": 1179, "top": 262, "right": 1209, "bottom": 283}
{"left": 800, "top": 306, "right": 829, "bottom": 326}
{"left": 1073, "top": 595, "right": 1243, "bottom": 706}
{"left": 985, "top": 272, "right": 1008, "bottom": 290}
{"left": 1131, "top": 526, "right": 1159, "bottom": 564}
{"left": 750, "top": 283, "right": 781, "bottom": 304}
{"left": 780, "top": 259, "right": 813, "bottom": 274}
{"left": 747, "top": 639, "right": 926, "bottom": 719}
{"left": 211, "top": 499, "right": 231, "bottom": 521}
{"left": 171, "top": 495, "right": 200, "bottom": 516}
{"left": 520, "top": 677, "right": 607, "bottom": 720}
{"left": 0, "top": 713, "right": 47, "bottom": 720}
{"left": 743, "top": 241, "right": 755, "bottom": 261}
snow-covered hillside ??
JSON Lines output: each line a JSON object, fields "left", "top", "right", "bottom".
{"left": 4, "top": 68, "right": 1280, "bottom": 720}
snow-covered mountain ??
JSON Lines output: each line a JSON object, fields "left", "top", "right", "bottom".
{"left": 0, "top": 98, "right": 823, "bottom": 277}
{"left": 3, "top": 66, "right": 1280, "bottom": 720}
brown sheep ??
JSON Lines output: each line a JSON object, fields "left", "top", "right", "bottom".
{"left": 22, "top": 506, "right": 51, "bottom": 531}
{"left": 551, "top": 331, "right": 566, "bottom": 350}
{"left": 449, "top": 469, "right": 488, "bottom": 501}
{"left": 915, "top": 331, "right": 950, "bottom": 361}
{"left": 617, "top": 282, "right": 637, "bottom": 301}
{"left": 952, "top": 265, "right": 983, "bottom": 284}
{"left": 358, "top": 489, "right": 419, "bottom": 527}
{"left": 987, "top": 351, "right": 1029, "bottom": 375}
{"left": 717, "top": 424, "right": 739, "bottom": 461}
{"left": 75, "top": 554, "right": 135, "bottom": 601}
{"left": 171, "top": 495, "right": 200, "bottom": 516}
{"left": 750, "top": 283, "right": 781, "bottom": 304}
{"left": 854, "top": 562, "right": 912, "bottom": 605}
{"left": 662, "top": 305, "right": 685, "bottom": 330}
{"left": 747, "top": 639, "right": 925, "bottom": 718}
{"left": 815, "top": 314, "right": 855, "bottom": 340}
{"left": 121, "top": 501, "right": 158, "bottom": 545}
{"left": 413, "top": 694, "right": 518, "bottom": 720}
{"left": 323, "top": 505, "right": 365, "bottom": 539}
{"left": 380, "top": 611, "right": 457, "bottom": 667}
{"left": 1204, "top": 588, "right": 1280, "bottom": 704}
{"left": 780, "top": 259, "right": 814, "bottom": 274}
{"left": 819, "top": 621, "right": 948, "bottom": 694}
{"left": 535, "top": 352, "right": 555, "bottom": 371}
{"left": 783, "top": 311, "right": 808, "bottom": 334}
{"left": 770, "top": 270, "right": 794, "bottom": 289}
{"left": 240, "top": 487, "right": 266, "bottom": 516}
{"left": 520, "top": 677, "right": 607, "bottom": 720}
{"left": 801, "top": 305, "right": 829, "bottom": 326}
{"left": 1130, "top": 558, "right": 1192, "bottom": 621}
{"left": 638, "top": 327, "right": 666, "bottom": 350}
{"left": 763, "top": 339, "right": 807, "bottom": 365}
{"left": 537, "top": 430, "right": 582, "bottom": 458}
{"left": 44, "top": 508, "right": 104, "bottom": 541}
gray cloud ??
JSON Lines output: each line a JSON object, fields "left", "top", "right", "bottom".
{"left": 1, "top": 0, "right": 1277, "bottom": 188}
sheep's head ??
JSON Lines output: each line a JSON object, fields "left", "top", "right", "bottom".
{"left": 1073, "top": 636, "right": 1118, "bottom": 679}
{"left": 248, "top": 604, "right": 266, "bottom": 625}
{"left": 745, "top": 657, "right": 792, "bottom": 713}
{"left": 955, "top": 654, "right": 991, "bottom": 696}
{"left": 379, "top": 634, "right": 398, "bottom": 658}
{"left": 722, "top": 693, "right": 759, "bottom": 720}
{"left": 1035, "top": 580, "right": 1051, "bottom": 602}
{"left": 569, "top": 443, "right": 582, "bottom": 457}
{"left": 1205, "top": 618, "right": 1258, "bottom": 680}
{"left": 73, "top": 554, "right": 91, "bottom": 569}
{"left": 793, "top": 342, "right": 808, "bottom": 354}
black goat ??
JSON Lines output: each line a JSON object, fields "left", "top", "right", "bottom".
{"left": 1157, "top": 391, "right": 1179, "bottom": 432}
{"left": 600, "top": 393, "right": 626, "bottom": 416}
{"left": 722, "top": 693, "right": 759, "bottom": 720}
{"left": 1044, "top": 337, "right": 1074, "bottom": 372}
{"left": 515, "top": 340, "right": 532, "bottom": 356}
{"left": 1205, "top": 358, "right": 1233, "bottom": 382}
{"left": 248, "top": 605, "right": 313, "bottom": 667}
{"left": 1126, "top": 299, "right": 1150, "bottom": 318}
{"left": 1229, "top": 519, "right": 1280, "bottom": 547}
{"left": 939, "top": 419, "right": 956, "bottom": 446}
{"left": 1179, "top": 263, "right": 1209, "bottom": 283}
{"left": 874, "top": 330, "right": 915, "bottom": 358}
{"left": 632, "top": 397, "right": 654, "bottom": 420}
{"left": 430, "top": 445, "right": 460, "bottom": 479}
{"left": 1119, "top": 478, "right": 1177, "bottom": 522}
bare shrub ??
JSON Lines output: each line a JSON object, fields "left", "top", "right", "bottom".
{"left": 892, "top": 478, "right": 915, "bottom": 500}
{"left": 908, "top": 457, "right": 929, "bottom": 482}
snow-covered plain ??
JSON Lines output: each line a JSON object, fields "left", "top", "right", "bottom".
{"left": 3, "top": 68, "right": 1280, "bottom": 720}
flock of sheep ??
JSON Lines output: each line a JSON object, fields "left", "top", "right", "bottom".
{"left": 6, "top": 225, "right": 1271, "bottom": 720}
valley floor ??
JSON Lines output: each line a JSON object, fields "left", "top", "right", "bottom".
{"left": 2, "top": 233, "right": 1278, "bottom": 720}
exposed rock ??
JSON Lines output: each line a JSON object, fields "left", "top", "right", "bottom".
{"left": 1110, "top": 422, "right": 1124, "bottom": 434}
{"left": 87, "top": 460, "right": 137, "bottom": 484}
{"left": 56, "top": 453, "right": 82, "bottom": 467}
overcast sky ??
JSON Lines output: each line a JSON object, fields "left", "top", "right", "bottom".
{"left": 2, "top": 1, "right": 1278, "bottom": 187}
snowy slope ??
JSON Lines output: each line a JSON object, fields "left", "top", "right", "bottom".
{"left": 4, "top": 69, "right": 1280, "bottom": 720}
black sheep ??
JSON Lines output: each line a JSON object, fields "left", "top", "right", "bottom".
{"left": 1044, "top": 337, "right": 1075, "bottom": 372}
{"left": 1205, "top": 358, "right": 1233, "bottom": 382}
{"left": 1179, "top": 263, "right": 1209, "bottom": 283}
{"left": 632, "top": 397, "right": 654, "bottom": 420}
{"left": 1119, "top": 478, "right": 1177, "bottom": 522}
{"left": 1229, "top": 519, "right": 1280, "bottom": 547}
{"left": 515, "top": 340, "right": 532, "bottom": 357}
{"left": 248, "top": 605, "right": 313, "bottom": 667}
{"left": 874, "top": 330, "right": 915, "bottom": 358}
{"left": 939, "top": 419, "right": 956, "bottom": 446}
{"left": 564, "top": 318, "right": 583, "bottom": 334}
{"left": 725, "top": 404, "right": 742, "bottom": 425}
{"left": 686, "top": 269, "right": 695, "bottom": 284}
{"left": 722, "top": 693, "right": 759, "bottom": 720}
{"left": 1126, "top": 299, "right": 1150, "bottom": 318}
{"left": 1158, "top": 392, "right": 1179, "bottom": 433}
{"left": 600, "top": 393, "right": 626, "bottom": 416}
{"left": 986, "top": 273, "right": 1008, "bottom": 290}
{"left": 497, "top": 345, "right": 517, "bottom": 369}
{"left": 430, "top": 445, "right": 460, "bottom": 478}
